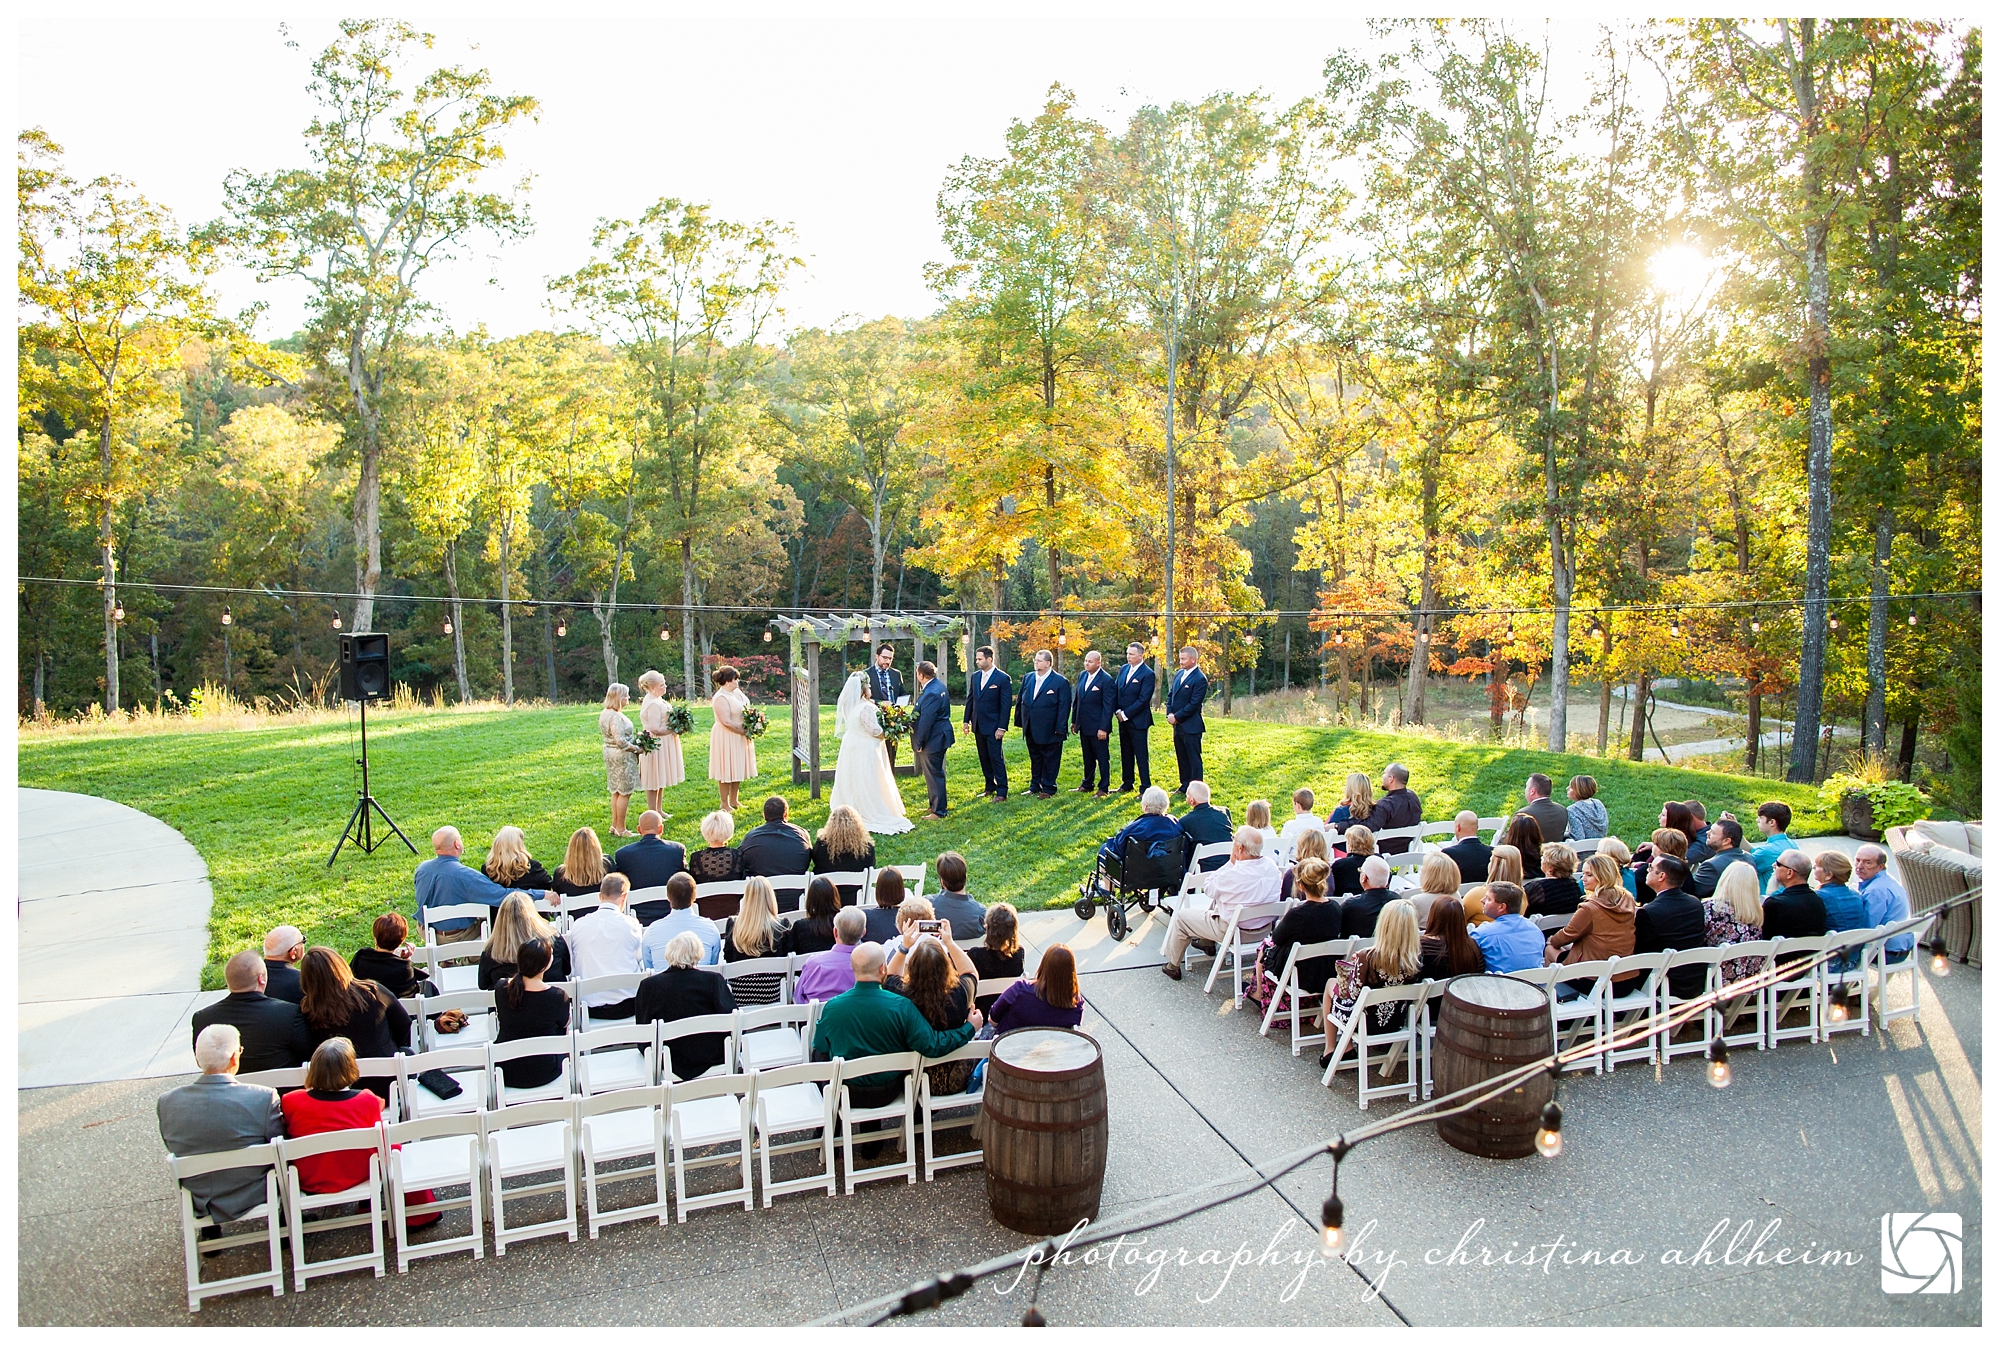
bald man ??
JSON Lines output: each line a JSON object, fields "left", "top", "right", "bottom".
{"left": 189, "top": 949, "right": 312, "bottom": 1073}
{"left": 414, "top": 824, "right": 547, "bottom": 942}
{"left": 1439, "top": 810, "right": 1492, "bottom": 883}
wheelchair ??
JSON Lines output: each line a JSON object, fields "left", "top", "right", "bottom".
{"left": 1074, "top": 832, "right": 1193, "bottom": 941}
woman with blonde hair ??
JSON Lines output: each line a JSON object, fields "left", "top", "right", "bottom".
{"left": 1486, "top": 843, "right": 1525, "bottom": 890}
{"left": 687, "top": 810, "right": 742, "bottom": 883}
{"left": 600, "top": 683, "right": 643, "bottom": 836}
{"left": 811, "top": 804, "right": 877, "bottom": 904}
{"left": 1413, "top": 851, "right": 1464, "bottom": 921}
{"left": 1596, "top": 835, "right": 1639, "bottom": 898}
{"left": 1327, "top": 772, "right": 1375, "bottom": 830}
{"left": 707, "top": 666, "right": 757, "bottom": 812}
{"left": 1244, "top": 799, "right": 1280, "bottom": 856}
{"left": 1544, "top": 854, "right": 1637, "bottom": 977}
{"left": 480, "top": 891, "right": 570, "bottom": 989}
{"left": 1702, "top": 862, "right": 1766, "bottom": 986}
{"left": 551, "top": 827, "right": 606, "bottom": 898}
{"left": 1320, "top": 898, "right": 1422, "bottom": 1069}
{"left": 1279, "top": 826, "right": 1332, "bottom": 902}
{"left": 1525, "top": 842, "right": 1582, "bottom": 917}
{"left": 635, "top": 669, "right": 685, "bottom": 816}
{"left": 483, "top": 826, "right": 555, "bottom": 892}
{"left": 1330, "top": 824, "right": 1376, "bottom": 896}
{"left": 722, "top": 875, "right": 792, "bottom": 1004}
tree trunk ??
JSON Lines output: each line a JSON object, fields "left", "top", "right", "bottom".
{"left": 681, "top": 538, "right": 699, "bottom": 700}
{"left": 149, "top": 631, "right": 163, "bottom": 707}
{"left": 34, "top": 648, "right": 46, "bottom": 715}
{"left": 592, "top": 592, "right": 618, "bottom": 685}
{"left": 500, "top": 520, "right": 516, "bottom": 706}
{"left": 1221, "top": 629, "right": 1233, "bottom": 715}
{"left": 1282, "top": 627, "right": 1291, "bottom": 692}
{"left": 1862, "top": 504, "right": 1892, "bottom": 757}
{"left": 1746, "top": 688, "right": 1762, "bottom": 773}
{"left": 543, "top": 603, "right": 557, "bottom": 703}
{"left": 1787, "top": 25, "right": 1833, "bottom": 783}
{"left": 1595, "top": 627, "right": 1614, "bottom": 755}
{"left": 350, "top": 435, "right": 382, "bottom": 634}
{"left": 444, "top": 540, "right": 471, "bottom": 704}
{"left": 1626, "top": 671, "right": 1651, "bottom": 761}
{"left": 99, "top": 415, "right": 120, "bottom": 712}
{"left": 868, "top": 475, "right": 887, "bottom": 614}
{"left": 1895, "top": 716, "right": 1918, "bottom": 782}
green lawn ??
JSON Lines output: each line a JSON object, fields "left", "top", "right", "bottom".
{"left": 19, "top": 704, "right": 1825, "bottom": 988}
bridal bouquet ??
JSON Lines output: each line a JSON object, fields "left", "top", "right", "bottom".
{"left": 877, "top": 701, "right": 913, "bottom": 746}
{"left": 741, "top": 706, "right": 769, "bottom": 739}
{"left": 665, "top": 704, "right": 695, "bottom": 736}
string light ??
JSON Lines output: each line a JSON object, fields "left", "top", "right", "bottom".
{"left": 1827, "top": 1000, "right": 1848, "bottom": 1025}
{"left": 332, "top": 614, "right": 342, "bottom": 630}
{"left": 1534, "top": 1100, "right": 1564, "bottom": 1158}
{"left": 659, "top": 623, "right": 672, "bottom": 642}
{"left": 763, "top": 630, "right": 773, "bottom": 642}
{"left": 443, "top": 618, "right": 453, "bottom": 636}
{"left": 1908, "top": 613, "right": 1918, "bottom": 626}
{"left": 1751, "top": 619, "right": 1761, "bottom": 633}
{"left": 1705, "top": 1038, "right": 1732, "bottom": 1089}
{"left": 1669, "top": 620, "right": 1681, "bottom": 638}
{"left": 556, "top": 620, "right": 566, "bottom": 637}
{"left": 112, "top": 603, "right": 126, "bottom": 622}
{"left": 221, "top": 608, "right": 233, "bottom": 626}
{"left": 1828, "top": 616, "right": 1839, "bottom": 630}
{"left": 1319, "top": 1179, "right": 1345, "bottom": 1252}
{"left": 1929, "top": 940, "right": 1950, "bottom": 976}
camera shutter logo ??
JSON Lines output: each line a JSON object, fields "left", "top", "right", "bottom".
{"left": 1881, "top": 1213, "right": 1961, "bottom": 1294}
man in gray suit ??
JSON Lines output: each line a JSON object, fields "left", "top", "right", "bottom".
{"left": 1518, "top": 772, "right": 1571, "bottom": 843}
{"left": 157, "top": 1024, "right": 286, "bottom": 1224}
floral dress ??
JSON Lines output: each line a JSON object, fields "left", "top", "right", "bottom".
{"left": 1326, "top": 952, "right": 1415, "bottom": 1033}
{"left": 1703, "top": 898, "right": 1764, "bottom": 986}
{"left": 600, "top": 708, "right": 641, "bottom": 795}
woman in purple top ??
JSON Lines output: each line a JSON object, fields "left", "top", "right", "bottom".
{"left": 990, "top": 945, "right": 1086, "bottom": 1032}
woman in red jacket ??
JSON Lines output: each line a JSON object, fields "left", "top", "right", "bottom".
{"left": 280, "top": 1038, "right": 439, "bottom": 1226}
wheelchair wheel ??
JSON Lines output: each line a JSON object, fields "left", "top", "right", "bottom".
{"left": 1073, "top": 895, "right": 1095, "bottom": 922}
{"left": 1105, "top": 901, "right": 1129, "bottom": 941}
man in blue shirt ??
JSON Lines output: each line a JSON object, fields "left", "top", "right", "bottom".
{"left": 1747, "top": 802, "right": 1796, "bottom": 894}
{"left": 1089, "top": 786, "right": 1187, "bottom": 897}
{"left": 1471, "top": 882, "right": 1546, "bottom": 974}
{"left": 641, "top": 873, "right": 721, "bottom": 970}
{"left": 1854, "top": 844, "right": 1915, "bottom": 961}
{"left": 1813, "top": 849, "right": 1869, "bottom": 973}
{"left": 415, "top": 825, "right": 547, "bottom": 940}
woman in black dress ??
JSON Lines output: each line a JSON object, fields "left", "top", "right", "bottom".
{"left": 551, "top": 827, "right": 607, "bottom": 898}
{"left": 299, "top": 947, "right": 413, "bottom": 1099}
{"left": 1329, "top": 826, "right": 1376, "bottom": 897}
{"left": 721, "top": 876, "right": 792, "bottom": 1004}
{"left": 687, "top": 810, "right": 744, "bottom": 883}
{"left": 1255, "top": 858, "right": 1343, "bottom": 1002}
{"left": 1525, "top": 842, "right": 1584, "bottom": 917}
{"left": 480, "top": 892, "right": 572, "bottom": 990}
{"left": 966, "top": 902, "right": 1025, "bottom": 1013}
{"left": 483, "top": 825, "right": 556, "bottom": 893}
{"left": 810, "top": 805, "right": 876, "bottom": 905}
{"left": 349, "top": 912, "right": 434, "bottom": 999}
{"left": 492, "top": 938, "right": 571, "bottom": 1090}
{"left": 787, "top": 877, "right": 841, "bottom": 955}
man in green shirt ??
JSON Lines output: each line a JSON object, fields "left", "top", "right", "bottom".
{"left": 812, "top": 942, "right": 981, "bottom": 1120}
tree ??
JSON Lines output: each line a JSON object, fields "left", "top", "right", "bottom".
{"left": 220, "top": 18, "right": 536, "bottom": 634}
{"left": 18, "top": 129, "right": 217, "bottom": 711}
{"left": 395, "top": 339, "right": 491, "bottom": 701}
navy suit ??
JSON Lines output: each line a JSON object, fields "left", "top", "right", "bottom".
{"left": 1113, "top": 660, "right": 1156, "bottom": 790}
{"left": 911, "top": 677, "right": 954, "bottom": 816}
{"left": 1015, "top": 669, "right": 1073, "bottom": 795}
{"left": 964, "top": 665, "right": 1013, "bottom": 798}
{"left": 1071, "top": 666, "right": 1116, "bottom": 792}
{"left": 1165, "top": 664, "right": 1209, "bottom": 789}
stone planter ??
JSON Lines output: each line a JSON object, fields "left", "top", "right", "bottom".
{"left": 1840, "top": 791, "right": 1881, "bottom": 840}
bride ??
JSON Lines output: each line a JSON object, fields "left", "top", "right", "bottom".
{"left": 828, "top": 672, "right": 912, "bottom": 835}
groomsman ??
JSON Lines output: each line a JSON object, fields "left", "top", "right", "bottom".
{"left": 869, "top": 643, "right": 906, "bottom": 767}
{"left": 1014, "top": 649, "right": 1073, "bottom": 798}
{"left": 1113, "top": 641, "right": 1155, "bottom": 793}
{"left": 1165, "top": 645, "right": 1208, "bottom": 794}
{"left": 964, "top": 645, "right": 1012, "bottom": 800}
{"left": 1071, "top": 649, "right": 1116, "bottom": 797}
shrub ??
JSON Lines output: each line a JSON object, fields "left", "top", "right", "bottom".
{"left": 1818, "top": 773, "right": 1932, "bottom": 834}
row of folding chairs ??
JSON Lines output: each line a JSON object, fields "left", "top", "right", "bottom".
{"left": 1265, "top": 818, "right": 1609, "bottom": 871}
{"left": 175, "top": 1039, "right": 993, "bottom": 1311}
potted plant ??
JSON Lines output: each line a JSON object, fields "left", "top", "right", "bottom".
{"left": 1818, "top": 762, "right": 1932, "bottom": 841}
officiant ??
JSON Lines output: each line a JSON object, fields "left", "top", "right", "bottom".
{"left": 868, "top": 642, "right": 906, "bottom": 766}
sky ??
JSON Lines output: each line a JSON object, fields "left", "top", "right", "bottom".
{"left": 18, "top": 2, "right": 1406, "bottom": 342}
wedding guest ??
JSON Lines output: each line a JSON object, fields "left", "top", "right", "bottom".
{"left": 552, "top": 827, "right": 607, "bottom": 898}
{"left": 1245, "top": 800, "right": 1281, "bottom": 857}
{"left": 687, "top": 810, "right": 743, "bottom": 883}
{"left": 1689, "top": 818, "right": 1753, "bottom": 898}
{"left": 707, "top": 666, "right": 757, "bottom": 813}
{"left": 1160, "top": 828, "right": 1284, "bottom": 980}
{"left": 1633, "top": 827, "right": 1688, "bottom": 896}
{"left": 1420, "top": 897, "right": 1486, "bottom": 980}
{"left": 1497, "top": 813, "right": 1545, "bottom": 880}
{"left": 1093, "top": 785, "right": 1186, "bottom": 893}
{"left": 1597, "top": 836, "right": 1639, "bottom": 898}
{"left": 415, "top": 826, "right": 546, "bottom": 942}
{"left": 1319, "top": 899, "right": 1423, "bottom": 1069}
{"left": 1462, "top": 883, "right": 1494, "bottom": 928}
{"left": 1177, "top": 781, "right": 1234, "bottom": 870}
{"left": 1439, "top": 811, "right": 1492, "bottom": 884}
{"left": 480, "top": 892, "right": 572, "bottom": 989}
{"left": 1633, "top": 857, "right": 1708, "bottom": 998}
{"left": 1854, "top": 844, "right": 1915, "bottom": 962}
{"left": 350, "top": 912, "right": 433, "bottom": 999}
{"left": 1255, "top": 857, "right": 1342, "bottom": 1001}
{"left": 1517, "top": 772, "right": 1570, "bottom": 843}
{"left": 263, "top": 926, "right": 307, "bottom": 1003}
{"left": 635, "top": 932, "right": 738, "bottom": 1079}
{"left": 483, "top": 825, "right": 555, "bottom": 894}
{"left": 1544, "top": 854, "right": 1637, "bottom": 970}
{"left": 279, "top": 1037, "right": 387, "bottom": 1193}
{"left": 1525, "top": 843, "right": 1584, "bottom": 918}
{"left": 722, "top": 875, "right": 793, "bottom": 1005}
{"left": 786, "top": 878, "right": 841, "bottom": 955}
{"left": 810, "top": 944, "right": 979, "bottom": 1156}
{"left": 1470, "top": 883, "right": 1542, "bottom": 974}
{"left": 883, "top": 897, "right": 941, "bottom": 961}
{"left": 737, "top": 796, "right": 812, "bottom": 878}
{"left": 157, "top": 1025, "right": 286, "bottom": 1225}
{"left": 885, "top": 932, "right": 982, "bottom": 1093}
{"left": 968, "top": 903, "right": 1025, "bottom": 1012}
{"left": 796, "top": 907, "right": 868, "bottom": 1003}
{"left": 1412, "top": 851, "right": 1464, "bottom": 922}
{"left": 990, "top": 944, "right": 1087, "bottom": 1033}
{"left": 1701, "top": 862, "right": 1766, "bottom": 986}
{"left": 811, "top": 806, "right": 876, "bottom": 905}
{"left": 1368, "top": 764, "right": 1423, "bottom": 854}
{"left": 930, "top": 851, "right": 987, "bottom": 940}
{"left": 1684, "top": 800, "right": 1716, "bottom": 869}
{"left": 610, "top": 811, "right": 687, "bottom": 924}
{"left": 1326, "top": 772, "right": 1375, "bottom": 832}
{"left": 1277, "top": 788, "right": 1323, "bottom": 852}
{"left": 492, "top": 938, "right": 572, "bottom": 1090}
{"left": 567, "top": 875, "right": 643, "bottom": 1019}
{"left": 1565, "top": 775, "right": 1608, "bottom": 841}
{"left": 635, "top": 668, "right": 685, "bottom": 815}
{"left": 862, "top": 867, "right": 908, "bottom": 944}
{"left": 1748, "top": 802, "right": 1797, "bottom": 893}
{"left": 190, "top": 950, "right": 312, "bottom": 1073}
{"left": 1330, "top": 826, "right": 1376, "bottom": 897}
{"left": 298, "top": 947, "right": 411, "bottom": 1094}
{"left": 600, "top": 682, "right": 643, "bottom": 838}
{"left": 1814, "top": 850, "right": 1868, "bottom": 972}
{"left": 639, "top": 873, "right": 719, "bottom": 971}
{"left": 1339, "top": 856, "right": 1397, "bottom": 939}
{"left": 1278, "top": 827, "right": 1332, "bottom": 902}
{"left": 1486, "top": 843, "right": 1526, "bottom": 891}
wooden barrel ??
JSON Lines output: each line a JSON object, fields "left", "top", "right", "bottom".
{"left": 1433, "top": 975, "right": 1554, "bottom": 1160}
{"left": 981, "top": 1029, "right": 1108, "bottom": 1234}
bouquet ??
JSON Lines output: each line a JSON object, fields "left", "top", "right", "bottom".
{"left": 877, "top": 700, "right": 914, "bottom": 747}
{"left": 741, "top": 706, "right": 769, "bottom": 739}
{"left": 635, "top": 730, "right": 661, "bottom": 755}
{"left": 665, "top": 703, "right": 695, "bottom": 736}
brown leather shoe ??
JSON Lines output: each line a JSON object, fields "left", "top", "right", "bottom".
{"left": 1161, "top": 962, "right": 1182, "bottom": 981}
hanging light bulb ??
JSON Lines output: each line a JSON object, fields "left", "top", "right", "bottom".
{"left": 659, "top": 623, "right": 672, "bottom": 642}
{"left": 1827, "top": 999, "right": 1848, "bottom": 1025}
{"left": 1828, "top": 616, "right": 1839, "bottom": 630}
{"left": 1908, "top": 612, "right": 1918, "bottom": 626}
{"left": 1333, "top": 629, "right": 1345, "bottom": 646}
{"left": 1057, "top": 629, "right": 1068, "bottom": 646}
{"left": 556, "top": 620, "right": 566, "bottom": 638}
{"left": 1670, "top": 620, "right": 1681, "bottom": 638}
{"left": 763, "top": 629, "right": 773, "bottom": 642}
{"left": 221, "top": 608, "right": 233, "bottom": 627}
{"left": 1534, "top": 1100, "right": 1564, "bottom": 1158}
{"left": 443, "top": 618, "right": 454, "bottom": 636}
{"left": 113, "top": 603, "right": 126, "bottom": 622}
{"left": 1320, "top": 1186, "right": 1345, "bottom": 1253}
{"left": 332, "top": 614, "right": 342, "bottom": 630}
{"left": 1929, "top": 942, "right": 1950, "bottom": 976}
{"left": 1705, "top": 1038, "right": 1732, "bottom": 1089}
{"left": 1751, "top": 618, "right": 1762, "bottom": 633}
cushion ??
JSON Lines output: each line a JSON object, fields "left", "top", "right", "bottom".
{"left": 1964, "top": 824, "right": 1982, "bottom": 859}
{"left": 1920, "top": 846, "right": 1982, "bottom": 879}
{"left": 1913, "top": 819, "right": 1970, "bottom": 852}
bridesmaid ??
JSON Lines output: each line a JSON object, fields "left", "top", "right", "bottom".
{"left": 636, "top": 669, "right": 685, "bottom": 815}
{"left": 707, "top": 666, "right": 757, "bottom": 812}
{"left": 600, "top": 682, "right": 643, "bottom": 837}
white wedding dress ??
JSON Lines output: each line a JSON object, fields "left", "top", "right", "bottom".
{"left": 828, "top": 673, "right": 913, "bottom": 835}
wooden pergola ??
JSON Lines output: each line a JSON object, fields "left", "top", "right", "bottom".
{"left": 770, "top": 614, "right": 965, "bottom": 799}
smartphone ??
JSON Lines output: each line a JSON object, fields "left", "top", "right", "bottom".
{"left": 916, "top": 919, "right": 944, "bottom": 936}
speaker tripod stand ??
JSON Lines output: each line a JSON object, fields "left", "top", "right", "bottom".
{"left": 328, "top": 697, "right": 417, "bottom": 866}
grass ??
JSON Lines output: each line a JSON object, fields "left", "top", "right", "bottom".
{"left": 18, "top": 703, "right": 1826, "bottom": 989}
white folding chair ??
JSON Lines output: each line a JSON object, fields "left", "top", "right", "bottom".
{"left": 1320, "top": 982, "right": 1431, "bottom": 1109}
{"left": 888, "top": 863, "right": 927, "bottom": 902}
{"left": 1203, "top": 901, "right": 1290, "bottom": 1002}
{"left": 1601, "top": 951, "right": 1669, "bottom": 1071}
{"left": 975, "top": 977, "right": 1026, "bottom": 1006}
{"left": 660, "top": 1012, "right": 737, "bottom": 1082}
{"left": 1544, "top": 959, "right": 1612, "bottom": 1073}
{"left": 721, "top": 956, "right": 793, "bottom": 1006}
{"left": 696, "top": 880, "right": 747, "bottom": 921}
{"left": 421, "top": 903, "right": 494, "bottom": 945}
{"left": 1477, "top": 816, "right": 1508, "bottom": 841}
{"left": 355, "top": 1056, "right": 405, "bottom": 1122}
{"left": 419, "top": 989, "right": 496, "bottom": 1051}
{"left": 1571, "top": 839, "right": 1602, "bottom": 857}
{"left": 1371, "top": 824, "right": 1424, "bottom": 857}
{"left": 236, "top": 1066, "right": 307, "bottom": 1091}
{"left": 752, "top": 1058, "right": 842, "bottom": 1205}
{"left": 1712, "top": 939, "right": 1779, "bottom": 1048}
{"left": 768, "top": 874, "right": 810, "bottom": 913}
{"left": 835, "top": 1051, "right": 920, "bottom": 1191}
{"left": 735, "top": 1001, "right": 818, "bottom": 1072}
{"left": 1417, "top": 821, "right": 1459, "bottom": 849}
{"left": 383, "top": 1112, "right": 483, "bottom": 1272}
{"left": 577, "top": 1021, "right": 659, "bottom": 1095}
{"left": 575, "top": 974, "right": 646, "bottom": 1024}
{"left": 1532, "top": 914, "right": 1571, "bottom": 932}
{"left": 1658, "top": 948, "right": 1732, "bottom": 1061}
{"left": 425, "top": 941, "right": 485, "bottom": 995}
{"left": 579, "top": 1083, "right": 670, "bottom": 1237}
{"left": 169, "top": 1145, "right": 284, "bottom": 1311}
{"left": 397, "top": 1045, "right": 490, "bottom": 1119}
{"left": 1820, "top": 928, "right": 1877, "bottom": 1039}
{"left": 562, "top": 889, "right": 606, "bottom": 921}
{"left": 277, "top": 1127, "right": 386, "bottom": 1290}
{"left": 1160, "top": 843, "right": 1232, "bottom": 925}
{"left": 1766, "top": 936, "right": 1833, "bottom": 1047}
{"left": 666, "top": 1070, "right": 756, "bottom": 1219}
{"left": 919, "top": 1040, "right": 993, "bottom": 1178}
{"left": 484, "top": 1098, "right": 579, "bottom": 1254}
{"left": 817, "top": 870, "right": 870, "bottom": 904}
{"left": 1257, "top": 938, "right": 1350, "bottom": 1055}
{"left": 489, "top": 1034, "right": 576, "bottom": 1107}
{"left": 1870, "top": 917, "right": 1930, "bottom": 1028}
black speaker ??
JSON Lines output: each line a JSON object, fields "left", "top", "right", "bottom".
{"left": 339, "top": 633, "right": 392, "bottom": 702}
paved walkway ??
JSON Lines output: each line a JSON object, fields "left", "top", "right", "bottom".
{"left": 17, "top": 789, "right": 221, "bottom": 1087}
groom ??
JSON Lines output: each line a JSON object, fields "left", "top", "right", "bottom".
{"left": 868, "top": 643, "right": 906, "bottom": 767}
{"left": 911, "top": 660, "right": 954, "bottom": 819}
